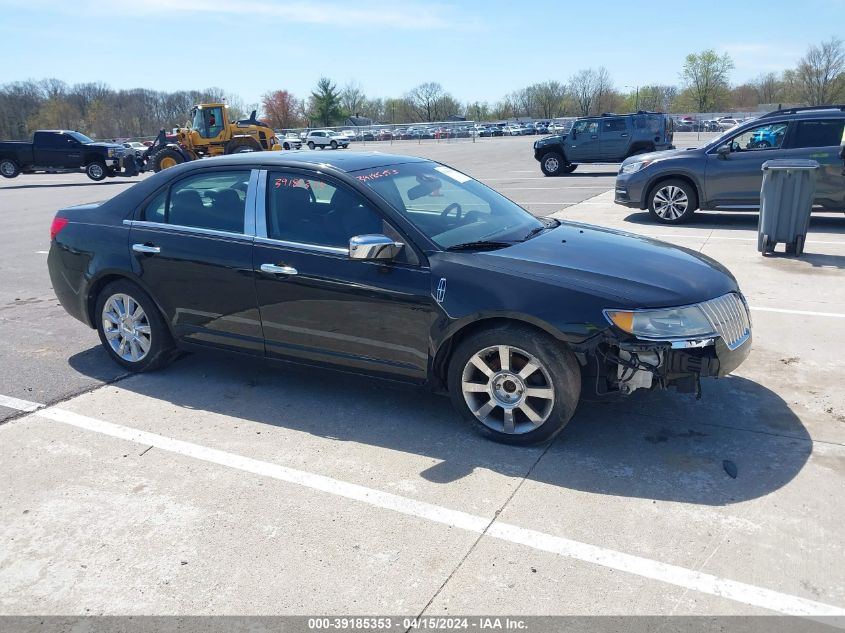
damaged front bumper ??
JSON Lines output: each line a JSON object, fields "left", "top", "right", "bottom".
{"left": 578, "top": 332, "right": 752, "bottom": 397}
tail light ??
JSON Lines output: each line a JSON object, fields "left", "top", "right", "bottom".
{"left": 50, "top": 217, "right": 69, "bottom": 241}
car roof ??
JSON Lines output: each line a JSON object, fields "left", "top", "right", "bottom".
{"left": 167, "top": 150, "right": 430, "bottom": 173}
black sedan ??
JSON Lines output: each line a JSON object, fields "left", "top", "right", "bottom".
{"left": 48, "top": 152, "right": 752, "bottom": 444}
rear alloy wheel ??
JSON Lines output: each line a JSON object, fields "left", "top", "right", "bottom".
{"left": 448, "top": 325, "right": 580, "bottom": 445}
{"left": 95, "top": 281, "right": 175, "bottom": 372}
{"left": 85, "top": 161, "right": 107, "bottom": 181}
{"left": 540, "top": 151, "right": 566, "bottom": 176}
{"left": 648, "top": 179, "right": 697, "bottom": 224}
{"left": 0, "top": 158, "right": 20, "bottom": 178}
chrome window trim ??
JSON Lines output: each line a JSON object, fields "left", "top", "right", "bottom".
{"left": 122, "top": 219, "right": 253, "bottom": 242}
{"left": 254, "top": 235, "right": 348, "bottom": 256}
{"left": 243, "top": 169, "right": 259, "bottom": 236}
{"left": 255, "top": 169, "right": 268, "bottom": 238}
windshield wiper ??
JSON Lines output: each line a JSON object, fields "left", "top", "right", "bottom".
{"left": 523, "top": 217, "right": 560, "bottom": 241}
{"left": 446, "top": 240, "right": 516, "bottom": 252}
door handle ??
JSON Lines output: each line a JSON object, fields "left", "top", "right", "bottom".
{"left": 260, "top": 263, "right": 298, "bottom": 275}
{"left": 132, "top": 243, "right": 160, "bottom": 254}
{"left": 590, "top": 135, "right": 598, "bottom": 139}
{"left": 621, "top": 133, "right": 629, "bottom": 137}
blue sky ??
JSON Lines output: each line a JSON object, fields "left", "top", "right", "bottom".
{"left": 1, "top": 0, "right": 842, "bottom": 106}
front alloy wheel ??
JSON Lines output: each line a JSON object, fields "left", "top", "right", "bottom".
{"left": 461, "top": 345, "right": 555, "bottom": 435}
{"left": 447, "top": 325, "right": 581, "bottom": 444}
{"left": 648, "top": 179, "right": 697, "bottom": 224}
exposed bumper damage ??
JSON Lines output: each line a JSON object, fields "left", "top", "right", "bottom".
{"left": 575, "top": 332, "right": 752, "bottom": 398}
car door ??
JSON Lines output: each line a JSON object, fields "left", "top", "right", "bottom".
{"left": 127, "top": 168, "right": 264, "bottom": 354}
{"left": 34, "top": 133, "right": 82, "bottom": 168}
{"left": 779, "top": 118, "right": 845, "bottom": 210}
{"left": 599, "top": 117, "right": 630, "bottom": 161}
{"left": 704, "top": 121, "right": 790, "bottom": 208}
{"left": 252, "top": 170, "right": 435, "bottom": 380}
{"left": 567, "top": 119, "right": 600, "bottom": 162}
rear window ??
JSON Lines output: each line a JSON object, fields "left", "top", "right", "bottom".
{"left": 788, "top": 119, "right": 845, "bottom": 149}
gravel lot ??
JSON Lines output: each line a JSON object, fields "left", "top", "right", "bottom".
{"left": 1, "top": 133, "right": 843, "bottom": 625}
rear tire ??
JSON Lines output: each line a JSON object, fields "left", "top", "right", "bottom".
{"left": 283, "top": 142, "right": 290, "bottom": 150}
{"left": 95, "top": 280, "right": 176, "bottom": 373}
{"left": 307, "top": 141, "right": 315, "bottom": 150}
{"left": 540, "top": 151, "right": 566, "bottom": 176}
{"left": 447, "top": 324, "right": 581, "bottom": 445}
{"left": 85, "top": 161, "right": 107, "bottom": 181}
{"left": 330, "top": 140, "right": 338, "bottom": 149}
{"left": 0, "top": 158, "right": 19, "bottom": 178}
{"left": 647, "top": 179, "right": 698, "bottom": 224}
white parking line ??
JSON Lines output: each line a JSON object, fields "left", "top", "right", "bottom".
{"left": 643, "top": 234, "right": 845, "bottom": 246}
{"left": 1, "top": 393, "right": 843, "bottom": 617}
{"left": 750, "top": 306, "right": 845, "bottom": 318}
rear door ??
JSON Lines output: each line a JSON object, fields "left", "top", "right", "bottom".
{"left": 567, "top": 119, "right": 600, "bottom": 162}
{"left": 780, "top": 118, "right": 845, "bottom": 210}
{"left": 127, "top": 168, "right": 264, "bottom": 354}
{"left": 599, "top": 117, "right": 630, "bottom": 161}
{"left": 704, "top": 121, "right": 790, "bottom": 208}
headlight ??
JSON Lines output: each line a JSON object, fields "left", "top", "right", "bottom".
{"left": 604, "top": 306, "right": 716, "bottom": 340}
{"left": 619, "top": 160, "right": 652, "bottom": 174}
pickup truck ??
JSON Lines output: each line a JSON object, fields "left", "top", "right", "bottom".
{"left": 0, "top": 130, "right": 128, "bottom": 181}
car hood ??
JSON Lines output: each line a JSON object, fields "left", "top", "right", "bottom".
{"left": 478, "top": 223, "right": 737, "bottom": 307}
{"left": 620, "top": 147, "right": 700, "bottom": 166}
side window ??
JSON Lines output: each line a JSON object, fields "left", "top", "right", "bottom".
{"left": 142, "top": 170, "right": 249, "bottom": 233}
{"left": 788, "top": 120, "right": 845, "bottom": 149}
{"left": 602, "top": 118, "right": 627, "bottom": 133}
{"left": 729, "top": 123, "right": 788, "bottom": 152}
{"left": 573, "top": 120, "right": 592, "bottom": 134}
{"left": 266, "top": 172, "right": 384, "bottom": 248}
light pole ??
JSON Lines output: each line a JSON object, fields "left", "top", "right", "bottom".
{"left": 624, "top": 85, "right": 639, "bottom": 111}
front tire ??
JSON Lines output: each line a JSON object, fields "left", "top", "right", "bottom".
{"left": 283, "top": 142, "right": 290, "bottom": 150}
{"left": 95, "top": 280, "right": 176, "bottom": 373}
{"left": 85, "top": 161, "right": 107, "bottom": 181}
{"left": 152, "top": 148, "right": 185, "bottom": 172}
{"left": 647, "top": 179, "right": 698, "bottom": 224}
{"left": 447, "top": 324, "right": 581, "bottom": 445}
{"left": 0, "top": 158, "right": 20, "bottom": 178}
{"left": 307, "top": 141, "right": 315, "bottom": 150}
{"left": 330, "top": 140, "right": 338, "bottom": 149}
{"left": 540, "top": 151, "right": 566, "bottom": 176}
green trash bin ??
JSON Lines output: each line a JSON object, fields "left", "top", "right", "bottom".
{"left": 758, "top": 159, "right": 819, "bottom": 256}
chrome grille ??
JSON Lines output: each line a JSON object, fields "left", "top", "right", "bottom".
{"left": 700, "top": 293, "right": 751, "bottom": 350}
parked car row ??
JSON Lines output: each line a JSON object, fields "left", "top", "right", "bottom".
{"left": 673, "top": 116, "right": 751, "bottom": 132}
{"left": 278, "top": 121, "right": 563, "bottom": 143}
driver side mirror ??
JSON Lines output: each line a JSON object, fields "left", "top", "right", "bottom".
{"left": 717, "top": 144, "right": 731, "bottom": 158}
{"left": 349, "top": 234, "right": 403, "bottom": 261}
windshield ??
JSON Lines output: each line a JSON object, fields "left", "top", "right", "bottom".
{"left": 68, "top": 131, "right": 95, "bottom": 144}
{"left": 352, "top": 162, "right": 544, "bottom": 249}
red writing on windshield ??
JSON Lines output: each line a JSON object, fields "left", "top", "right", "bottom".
{"left": 356, "top": 168, "right": 399, "bottom": 182}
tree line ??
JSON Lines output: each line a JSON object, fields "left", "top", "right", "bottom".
{"left": 1, "top": 38, "right": 842, "bottom": 140}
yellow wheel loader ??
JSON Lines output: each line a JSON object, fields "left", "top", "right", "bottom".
{"left": 143, "top": 103, "right": 281, "bottom": 172}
